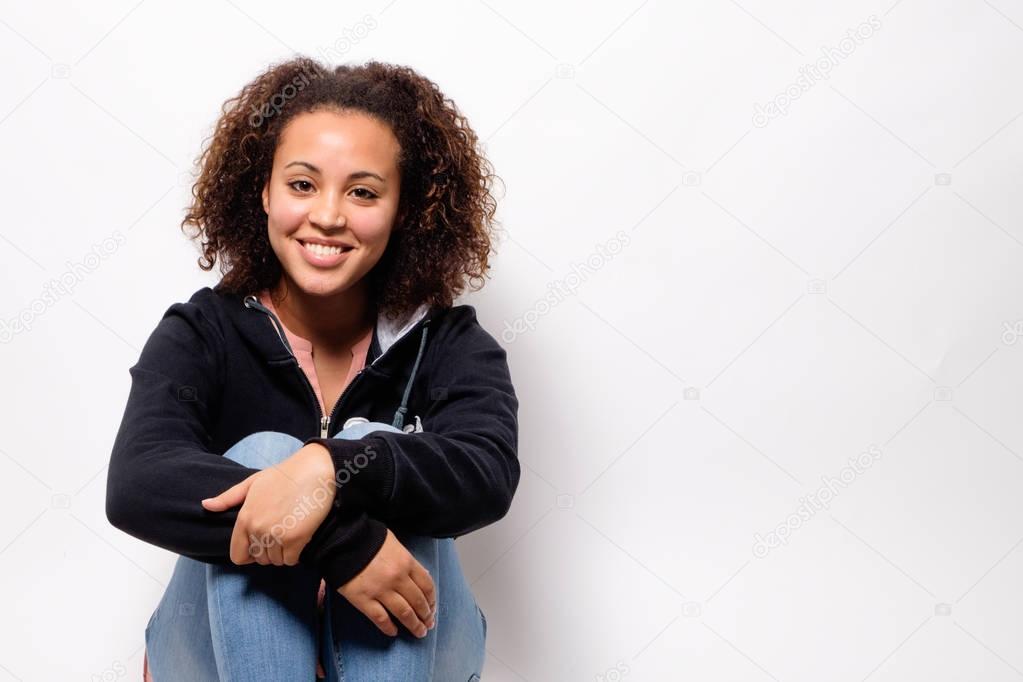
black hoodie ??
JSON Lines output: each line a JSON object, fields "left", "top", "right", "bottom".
{"left": 105, "top": 284, "right": 520, "bottom": 590}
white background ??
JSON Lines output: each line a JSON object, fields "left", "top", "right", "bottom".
{"left": 1, "top": 0, "right": 1022, "bottom": 680}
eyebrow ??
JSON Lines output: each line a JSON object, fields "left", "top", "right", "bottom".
{"left": 283, "top": 161, "right": 386, "bottom": 183}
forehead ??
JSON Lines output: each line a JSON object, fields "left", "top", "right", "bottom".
{"left": 275, "top": 109, "right": 400, "bottom": 175}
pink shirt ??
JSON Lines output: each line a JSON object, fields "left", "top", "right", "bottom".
{"left": 257, "top": 289, "right": 374, "bottom": 416}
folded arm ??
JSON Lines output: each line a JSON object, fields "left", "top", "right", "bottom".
{"left": 105, "top": 301, "right": 386, "bottom": 590}
{"left": 304, "top": 306, "right": 521, "bottom": 538}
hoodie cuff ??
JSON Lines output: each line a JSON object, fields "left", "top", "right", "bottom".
{"left": 303, "top": 435, "right": 395, "bottom": 512}
{"left": 299, "top": 507, "right": 389, "bottom": 591}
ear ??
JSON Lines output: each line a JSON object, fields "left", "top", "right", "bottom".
{"left": 261, "top": 178, "right": 270, "bottom": 215}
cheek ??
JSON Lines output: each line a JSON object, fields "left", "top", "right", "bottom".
{"left": 268, "top": 198, "right": 307, "bottom": 232}
{"left": 351, "top": 215, "right": 395, "bottom": 249}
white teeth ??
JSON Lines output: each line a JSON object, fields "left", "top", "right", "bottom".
{"left": 301, "top": 241, "right": 347, "bottom": 256}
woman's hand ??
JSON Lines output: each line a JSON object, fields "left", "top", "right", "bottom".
{"left": 337, "top": 528, "right": 437, "bottom": 638}
{"left": 201, "top": 444, "right": 336, "bottom": 566}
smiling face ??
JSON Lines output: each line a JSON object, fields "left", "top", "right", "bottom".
{"left": 261, "top": 108, "right": 402, "bottom": 301}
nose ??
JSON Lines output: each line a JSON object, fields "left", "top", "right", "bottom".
{"left": 310, "top": 191, "right": 346, "bottom": 229}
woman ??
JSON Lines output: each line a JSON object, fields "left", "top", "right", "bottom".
{"left": 105, "top": 56, "right": 519, "bottom": 680}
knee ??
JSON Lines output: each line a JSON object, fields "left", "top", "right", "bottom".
{"left": 224, "top": 431, "right": 304, "bottom": 469}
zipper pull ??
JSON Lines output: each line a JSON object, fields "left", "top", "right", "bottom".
{"left": 320, "top": 415, "right": 329, "bottom": 438}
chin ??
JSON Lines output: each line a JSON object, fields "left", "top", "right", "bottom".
{"left": 290, "top": 269, "right": 362, "bottom": 297}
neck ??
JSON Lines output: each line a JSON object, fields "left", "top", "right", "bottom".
{"left": 268, "top": 276, "right": 375, "bottom": 352}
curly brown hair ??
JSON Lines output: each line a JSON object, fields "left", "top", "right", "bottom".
{"left": 180, "top": 57, "right": 502, "bottom": 322}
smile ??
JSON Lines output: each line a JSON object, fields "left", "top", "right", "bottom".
{"left": 300, "top": 240, "right": 351, "bottom": 255}
{"left": 297, "top": 239, "right": 353, "bottom": 267}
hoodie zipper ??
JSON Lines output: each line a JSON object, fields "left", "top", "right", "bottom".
{"left": 243, "top": 295, "right": 428, "bottom": 438}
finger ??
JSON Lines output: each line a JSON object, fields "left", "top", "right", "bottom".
{"left": 267, "top": 536, "right": 285, "bottom": 566}
{"left": 230, "top": 519, "right": 252, "bottom": 565}
{"left": 397, "top": 574, "right": 433, "bottom": 625}
{"left": 201, "top": 477, "right": 253, "bottom": 512}
{"left": 247, "top": 532, "right": 271, "bottom": 566}
{"left": 349, "top": 596, "right": 398, "bottom": 637}
{"left": 282, "top": 542, "right": 303, "bottom": 567}
{"left": 409, "top": 562, "right": 436, "bottom": 611}
{"left": 379, "top": 590, "right": 429, "bottom": 638}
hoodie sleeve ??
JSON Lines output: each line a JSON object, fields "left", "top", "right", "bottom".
{"left": 303, "top": 306, "right": 521, "bottom": 538}
{"left": 105, "top": 299, "right": 387, "bottom": 591}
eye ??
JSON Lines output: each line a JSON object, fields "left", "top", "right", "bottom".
{"left": 287, "top": 180, "right": 314, "bottom": 193}
{"left": 351, "top": 187, "right": 378, "bottom": 200}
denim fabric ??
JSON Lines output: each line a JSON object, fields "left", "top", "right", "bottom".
{"left": 144, "top": 422, "right": 487, "bottom": 681}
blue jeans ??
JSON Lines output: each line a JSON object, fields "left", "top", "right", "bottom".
{"left": 143, "top": 422, "right": 487, "bottom": 681}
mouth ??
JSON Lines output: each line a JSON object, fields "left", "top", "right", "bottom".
{"left": 296, "top": 239, "right": 354, "bottom": 267}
